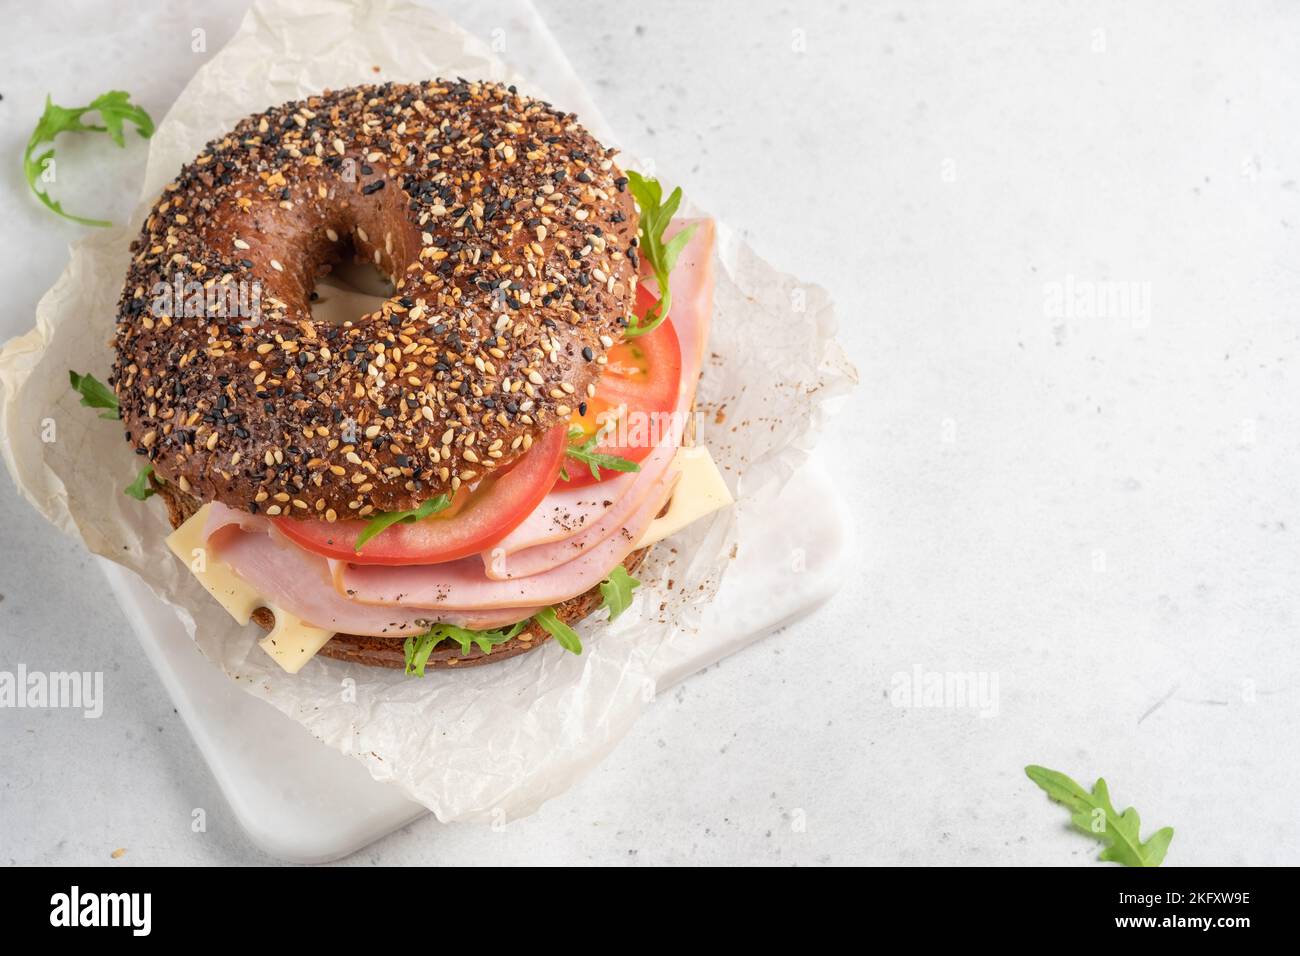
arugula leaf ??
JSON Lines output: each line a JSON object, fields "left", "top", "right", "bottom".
{"left": 599, "top": 565, "right": 640, "bottom": 622}
{"left": 353, "top": 494, "right": 450, "bottom": 552}
{"left": 124, "top": 465, "right": 155, "bottom": 501}
{"left": 1025, "top": 765, "right": 1174, "bottom": 867}
{"left": 624, "top": 170, "right": 699, "bottom": 337}
{"left": 68, "top": 369, "right": 152, "bottom": 500}
{"left": 533, "top": 606, "right": 582, "bottom": 654}
{"left": 560, "top": 426, "right": 639, "bottom": 482}
{"left": 403, "top": 633, "right": 437, "bottom": 677}
{"left": 446, "top": 620, "right": 527, "bottom": 657}
{"left": 565, "top": 442, "right": 639, "bottom": 481}
{"left": 68, "top": 370, "right": 119, "bottom": 419}
{"left": 402, "top": 619, "right": 529, "bottom": 676}
{"left": 24, "top": 91, "right": 154, "bottom": 227}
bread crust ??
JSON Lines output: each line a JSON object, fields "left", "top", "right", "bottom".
{"left": 116, "top": 79, "right": 639, "bottom": 518}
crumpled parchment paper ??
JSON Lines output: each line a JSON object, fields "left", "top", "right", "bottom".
{"left": 0, "top": 0, "right": 856, "bottom": 822}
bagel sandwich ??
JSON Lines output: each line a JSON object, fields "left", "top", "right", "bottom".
{"left": 75, "top": 79, "right": 732, "bottom": 674}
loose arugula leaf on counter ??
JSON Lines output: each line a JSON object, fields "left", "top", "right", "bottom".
{"left": 599, "top": 565, "right": 640, "bottom": 622}
{"left": 403, "top": 619, "right": 529, "bottom": 676}
{"left": 124, "top": 465, "right": 155, "bottom": 501}
{"left": 624, "top": 170, "right": 699, "bottom": 338}
{"left": 561, "top": 425, "right": 639, "bottom": 482}
{"left": 354, "top": 494, "right": 450, "bottom": 553}
{"left": 68, "top": 370, "right": 119, "bottom": 419}
{"left": 533, "top": 607, "right": 582, "bottom": 654}
{"left": 25, "top": 91, "right": 155, "bottom": 227}
{"left": 1025, "top": 765, "right": 1174, "bottom": 867}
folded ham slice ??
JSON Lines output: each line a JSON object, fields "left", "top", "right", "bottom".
{"left": 335, "top": 465, "right": 678, "bottom": 609}
{"left": 482, "top": 434, "right": 676, "bottom": 580}
{"left": 203, "top": 503, "right": 537, "bottom": 637}
{"left": 662, "top": 218, "right": 715, "bottom": 403}
{"left": 488, "top": 466, "right": 644, "bottom": 556}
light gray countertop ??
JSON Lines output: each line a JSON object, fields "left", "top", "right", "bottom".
{"left": 2, "top": 0, "right": 1298, "bottom": 865}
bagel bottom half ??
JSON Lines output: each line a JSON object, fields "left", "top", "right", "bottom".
{"left": 155, "top": 481, "right": 651, "bottom": 671}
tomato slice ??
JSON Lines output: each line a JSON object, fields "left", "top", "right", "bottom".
{"left": 275, "top": 424, "right": 568, "bottom": 565}
{"left": 561, "top": 286, "right": 683, "bottom": 489}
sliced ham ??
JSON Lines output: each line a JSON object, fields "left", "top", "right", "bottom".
{"left": 482, "top": 434, "right": 677, "bottom": 579}
{"left": 336, "top": 466, "right": 678, "bottom": 609}
{"left": 204, "top": 506, "right": 537, "bottom": 637}
{"left": 662, "top": 218, "right": 715, "bottom": 404}
{"left": 205, "top": 500, "right": 271, "bottom": 537}
{"left": 489, "top": 466, "right": 643, "bottom": 555}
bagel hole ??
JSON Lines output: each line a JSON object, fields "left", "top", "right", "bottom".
{"left": 310, "top": 257, "right": 395, "bottom": 326}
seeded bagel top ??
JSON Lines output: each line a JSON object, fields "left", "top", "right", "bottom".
{"left": 113, "top": 79, "right": 639, "bottom": 519}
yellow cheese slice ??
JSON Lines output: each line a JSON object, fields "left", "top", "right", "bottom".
{"left": 636, "top": 445, "right": 733, "bottom": 548}
{"left": 256, "top": 613, "right": 335, "bottom": 675}
{"left": 166, "top": 504, "right": 333, "bottom": 674}
{"left": 165, "top": 504, "right": 261, "bottom": 625}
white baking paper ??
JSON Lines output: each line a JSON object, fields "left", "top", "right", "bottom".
{"left": 0, "top": 0, "right": 855, "bottom": 822}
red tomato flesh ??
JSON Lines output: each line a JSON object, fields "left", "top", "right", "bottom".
{"left": 275, "top": 424, "right": 568, "bottom": 565}
{"left": 561, "top": 286, "right": 683, "bottom": 489}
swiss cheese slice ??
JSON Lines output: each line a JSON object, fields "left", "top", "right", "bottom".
{"left": 636, "top": 446, "right": 733, "bottom": 548}
{"left": 165, "top": 504, "right": 261, "bottom": 624}
{"left": 166, "top": 505, "right": 333, "bottom": 673}
{"left": 256, "top": 614, "right": 335, "bottom": 674}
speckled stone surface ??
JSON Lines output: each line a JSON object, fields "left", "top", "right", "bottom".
{"left": 2, "top": 0, "right": 1299, "bottom": 865}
